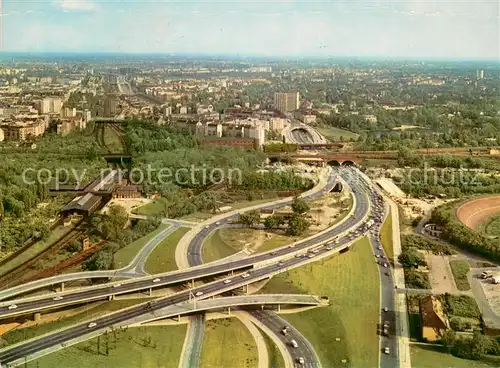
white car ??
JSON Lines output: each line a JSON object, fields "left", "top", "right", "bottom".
{"left": 278, "top": 262, "right": 284, "bottom": 267}
{"left": 152, "top": 278, "right": 161, "bottom": 283}
{"left": 290, "top": 339, "right": 298, "bottom": 348}
{"left": 53, "top": 296, "right": 63, "bottom": 301}
{"left": 112, "top": 283, "right": 122, "bottom": 288}
{"left": 87, "top": 322, "right": 97, "bottom": 328}
{"left": 312, "top": 249, "right": 319, "bottom": 254}
{"left": 7, "top": 304, "right": 17, "bottom": 310}
{"left": 298, "top": 357, "right": 305, "bottom": 365}
{"left": 215, "top": 221, "right": 221, "bottom": 225}
{"left": 384, "top": 307, "right": 388, "bottom": 312}
{"left": 223, "top": 279, "right": 232, "bottom": 284}
{"left": 383, "top": 263, "right": 388, "bottom": 268}
{"left": 307, "top": 253, "right": 315, "bottom": 258}
{"left": 205, "top": 225, "right": 209, "bottom": 229}
{"left": 195, "top": 291, "right": 203, "bottom": 297}
{"left": 241, "top": 273, "right": 250, "bottom": 279}
{"left": 384, "top": 347, "right": 390, "bottom": 354}
{"left": 288, "top": 244, "right": 295, "bottom": 248}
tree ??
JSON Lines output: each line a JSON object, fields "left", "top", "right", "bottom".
{"left": 291, "top": 196, "right": 310, "bottom": 214}
{"left": 264, "top": 215, "right": 285, "bottom": 229}
{"left": 398, "top": 248, "right": 424, "bottom": 268}
{"left": 287, "top": 214, "right": 310, "bottom": 236}
{"left": 239, "top": 210, "right": 261, "bottom": 228}
{"left": 442, "top": 330, "right": 456, "bottom": 352}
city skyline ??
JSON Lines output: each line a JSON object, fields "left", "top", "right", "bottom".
{"left": 2, "top": 0, "right": 500, "bottom": 60}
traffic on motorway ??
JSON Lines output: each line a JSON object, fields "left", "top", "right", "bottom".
{"left": 0, "top": 169, "right": 365, "bottom": 318}
{"left": 0, "top": 167, "right": 400, "bottom": 368}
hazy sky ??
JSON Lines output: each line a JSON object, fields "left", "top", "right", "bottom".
{"left": 3, "top": 0, "right": 499, "bottom": 59}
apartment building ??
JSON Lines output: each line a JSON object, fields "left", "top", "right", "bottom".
{"left": 1, "top": 119, "right": 47, "bottom": 141}
{"left": 274, "top": 92, "right": 300, "bottom": 113}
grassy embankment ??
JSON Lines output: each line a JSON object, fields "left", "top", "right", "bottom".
{"left": 200, "top": 318, "right": 258, "bottom": 368}
{"left": 380, "top": 209, "right": 394, "bottom": 262}
{"left": 144, "top": 227, "right": 190, "bottom": 274}
{"left": 112, "top": 224, "right": 171, "bottom": 268}
{"left": 24, "top": 325, "right": 186, "bottom": 368}
{"left": 260, "top": 237, "right": 380, "bottom": 367}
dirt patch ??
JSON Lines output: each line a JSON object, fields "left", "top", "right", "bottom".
{"left": 105, "top": 198, "right": 152, "bottom": 214}
{"left": 478, "top": 278, "right": 500, "bottom": 316}
{"left": 427, "top": 255, "right": 458, "bottom": 294}
{"left": 456, "top": 196, "right": 500, "bottom": 231}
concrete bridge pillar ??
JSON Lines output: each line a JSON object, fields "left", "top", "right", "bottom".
{"left": 34, "top": 312, "right": 41, "bottom": 322}
{"left": 227, "top": 307, "right": 231, "bottom": 315}
{"left": 149, "top": 288, "right": 152, "bottom": 296}
{"left": 277, "top": 304, "right": 281, "bottom": 313}
{"left": 108, "top": 295, "right": 114, "bottom": 301}
{"left": 60, "top": 282, "right": 65, "bottom": 292}
{"left": 177, "top": 315, "right": 181, "bottom": 322}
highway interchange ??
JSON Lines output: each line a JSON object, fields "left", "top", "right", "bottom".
{"left": 0, "top": 166, "right": 401, "bottom": 368}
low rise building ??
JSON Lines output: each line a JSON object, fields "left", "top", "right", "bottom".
{"left": 419, "top": 295, "right": 449, "bottom": 342}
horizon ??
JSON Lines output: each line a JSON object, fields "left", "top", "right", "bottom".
{"left": 3, "top": 0, "right": 499, "bottom": 60}
{"left": 0, "top": 51, "right": 498, "bottom": 65}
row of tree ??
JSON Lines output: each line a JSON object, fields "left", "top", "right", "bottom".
{"left": 431, "top": 201, "right": 500, "bottom": 262}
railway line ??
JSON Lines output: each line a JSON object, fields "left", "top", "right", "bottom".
{"left": 0, "top": 220, "right": 86, "bottom": 289}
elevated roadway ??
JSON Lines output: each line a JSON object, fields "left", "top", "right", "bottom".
{"left": 0, "top": 177, "right": 369, "bottom": 319}
{"left": 0, "top": 168, "right": 334, "bottom": 302}
{"left": 0, "top": 294, "right": 324, "bottom": 367}
{"left": 0, "top": 230, "right": 362, "bottom": 367}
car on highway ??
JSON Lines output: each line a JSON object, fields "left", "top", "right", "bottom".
{"left": 288, "top": 244, "right": 295, "bottom": 248}
{"left": 377, "top": 246, "right": 382, "bottom": 250}
{"left": 112, "top": 283, "right": 122, "bottom": 288}
{"left": 205, "top": 225, "right": 209, "bottom": 229}
{"left": 223, "top": 279, "right": 232, "bottom": 284}
{"left": 152, "top": 278, "right": 161, "bottom": 283}
{"left": 384, "top": 347, "right": 390, "bottom": 354}
{"left": 384, "top": 307, "right": 388, "bottom": 312}
{"left": 290, "top": 339, "right": 298, "bottom": 348}
{"left": 241, "top": 273, "right": 250, "bottom": 279}
{"left": 7, "top": 304, "right": 17, "bottom": 310}
{"left": 53, "top": 296, "right": 63, "bottom": 301}
{"left": 311, "top": 249, "right": 319, "bottom": 254}
{"left": 215, "top": 221, "right": 221, "bottom": 225}
{"left": 278, "top": 261, "right": 284, "bottom": 267}
{"left": 326, "top": 245, "right": 333, "bottom": 251}
{"left": 297, "top": 357, "right": 305, "bottom": 365}
{"left": 87, "top": 322, "right": 97, "bottom": 328}
{"left": 195, "top": 291, "right": 203, "bottom": 297}
{"left": 281, "top": 326, "right": 289, "bottom": 335}
{"left": 307, "top": 253, "right": 316, "bottom": 258}
{"left": 383, "top": 263, "right": 388, "bottom": 268}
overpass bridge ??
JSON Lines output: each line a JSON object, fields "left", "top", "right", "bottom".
{"left": 0, "top": 294, "right": 326, "bottom": 367}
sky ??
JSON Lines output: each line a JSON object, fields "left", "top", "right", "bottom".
{"left": 2, "top": 0, "right": 499, "bottom": 60}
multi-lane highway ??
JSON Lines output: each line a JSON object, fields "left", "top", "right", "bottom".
{"left": 0, "top": 167, "right": 402, "bottom": 368}
{"left": 0, "top": 217, "right": 372, "bottom": 366}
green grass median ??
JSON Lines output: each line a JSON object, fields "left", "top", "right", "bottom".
{"left": 200, "top": 318, "right": 258, "bottom": 368}
{"left": 144, "top": 227, "right": 190, "bottom": 274}
{"left": 112, "top": 224, "right": 170, "bottom": 269}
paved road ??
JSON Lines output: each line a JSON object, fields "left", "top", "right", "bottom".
{"left": 182, "top": 167, "right": 371, "bottom": 368}
{"left": 0, "top": 226, "right": 372, "bottom": 367}
{"left": 250, "top": 310, "right": 320, "bottom": 368}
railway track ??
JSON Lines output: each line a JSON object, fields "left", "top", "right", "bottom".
{"left": 0, "top": 220, "right": 86, "bottom": 289}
